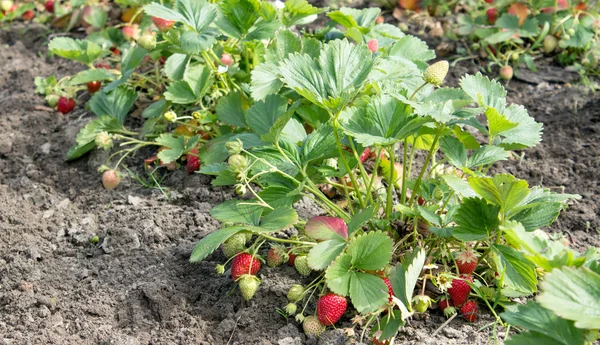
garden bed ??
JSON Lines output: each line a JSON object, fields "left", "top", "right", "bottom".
{"left": 0, "top": 22, "right": 599, "bottom": 345}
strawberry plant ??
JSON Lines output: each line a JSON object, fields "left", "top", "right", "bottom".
{"left": 32, "top": 0, "right": 599, "bottom": 343}
{"left": 455, "top": 0, "right": 600, "bottom": 80}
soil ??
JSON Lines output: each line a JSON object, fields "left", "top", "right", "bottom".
{"left": 0, "top": 21, "right": 599, "bottom": 345}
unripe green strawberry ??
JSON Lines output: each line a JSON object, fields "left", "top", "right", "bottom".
{"left": 285, "top": 302, "right": 297, "bottom": 315}
{"left": 238, "top": 274, "right": 261, "bottom": 300}
{"left": 137, "top": 34, "right": 156, "bottom": 51}
{"left": 412, "top": 294, "right": 432, "bottom": 313}
{"left": 0, "top": 0, "right": 13, "bottom": 12}
{"left": 543, "top": 35, "right": 558, "bottom": 53}
{"left": 45, "top": 94, "right": 59, "bottom": 108}
{"left": 302, "top": 315, "right": 325, "bottom": 337}
{"left": 228, "top": 154, "right": 249, "bottom": 176}
{"left": 221, "top": 233, "right": 247, "bottom": 258}
{"left": 267, "top": 245, "right": 288, "bottom": 267}
{"left": 423, "top": 60, "right": 449, "bottom": 86}
{"left": 294, "top": 256, "right": 312, "bottom": 276}
{"left": 287, "top": 284, "right": 305, "bottom": 302}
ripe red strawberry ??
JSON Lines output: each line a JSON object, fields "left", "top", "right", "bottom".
{"left": 87, "top": 81, "right": 101, "bottom": 93}
{"left": 102, "top": 170, "right": 121, "bottom": 190}
{"left": 484, "top": 0, "right": 493, "bottom": 3}
{"left": 500, "top": 65, "right": 513, "bottom": 80}
{"left": 447, "top": 274, "right": 472, "bottom": 307}
{"left": 288, "top": 253, "right": 297, "bottom": 266}
{"left": 267, "top": 245, "right": 287, "bottom": 267}
{"left": 316, "top": 293, "right": 347, "bottom": 326}
{"left": 382, "top": 277, "right": 394, "bottom": 302}
{"left": 486, "top": 8, "right": 498, "bottom": 24}
{"left": 231, "top": 253, "right": 260, "bottom": 280}
{"left": 94, "top": 62, "right": 110, "bottom": 70}
{"left": 186, "top": 148, "right": 200, "bottom": 174}
{"left": 122, "top": 25, "right": 137, "bottom": 40}
{"left": 456, "top": 250, "right": 478, "bottom": 275}
{"left": 367, "top": 39, "right": 379, "bottom": 53}
{"left": 438, "top": 296, "right": 452, "bottom": 311}
{"left": 417, "top": 196, "right": 425, "bottom": 206}
{"left": 152, "top": 16, "right": 175, "bottom": 31}
{"left": 220, "top": 53, "right": 233, "bottom": 66}
{"left": 22, "top": 10, "right": 35, "bottom": 20}
{"left": 460, "top": 300, "right": 478, "bottom": 322}
{"left": 110, "top": 47, "right": 120, "bottom": 56}
{"left": 359, "top": 147, "right": 371, "bottom": 163}
{"left": 57, "top": 97, "right": 75, "bottom": 114}
{"left": 44, "top": 0, "right": 54, "bottom": 13}
{"left": 375, "top": 15, "right": 384, "bottom": 24}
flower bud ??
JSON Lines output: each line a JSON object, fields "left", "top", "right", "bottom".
{"left": 412, "top": 294, "right": 433, "bottom": 313}
{"left": 215, "top": 264, "right": 225, "bottom": 275}
{"left": 295, "top": 314, "right": 305, "bottom": 323}
{"left": 228, "top": 154, "right": 249, "bottom": 175}
{"left": 287, "top": 284, "right": 305, "bottom": 302}
{"left": 234, "top": 183, "right": 246, "bottom": 196}
{"left": 423, "top": 60, "right": 449, "bottom": 87}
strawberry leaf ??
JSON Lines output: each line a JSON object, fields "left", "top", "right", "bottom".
{"left": 308, "top": 239, "right": 347, "bottom": 270}
{"left": 257, "top": 206, "right": 298, "bottom": 231}
{"left": 347, "top": 231, "right": 393, "bottom": 271}
{"left": 501, "top": 301, "right": 585, "bottom": 345}
{"left": 88, "top": 86, "right": 137, "bottom": 125}
{"left": 48, "top": 37, "right": 102, "bottom": 65}
{"left": 537, "top": 266, "right": 600, "bottom": 329}
{"left": 300, "top": 125, "right": 338, "bottom": 163}
{"left": 390, "top": 249, "right": 426, "bottom": 318}
{"left": 190, "top": 226, "right": 246, "bottom": 262}
{"left": 453, "top": 198, "right": 500, "bottom": 241}
{"left": 155, "top": 133, "right": 200, "bottom": 163}
{"left": 388, "top": 35, "right": 435, "bottom": 63}
{"left": 164, "top": 54, "right": 191, "bottom": 81}
{"left": 68, "top": 68, "right": 115, "bottom": 85}
{"left": 305, "top": 216, "right": 348, "bottom": 241}
{"left": 460, "top": 73, "right": 506, "bottom": 110}
{"left": 347, "top": 205, "right": 378, "bottom": 236}
{"left": 349, "top": 272, "right": 389, "bottom": 313}
{"left": 281, "top": 0, "right": 323, "bottom": 27}
{"left": 209, "top": 199, "right": 264, "bottom": 226}
{"left": 325, "top": 254, "right": 353, "bottom": 296}
{"left": 492, "top": 244, "right": 538, "bottom": 296}
{"left": 468, "top": 174, "right": 530, "bottom": 216}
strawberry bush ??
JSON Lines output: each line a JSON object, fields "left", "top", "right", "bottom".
{"left": 456, "top": 0, "right": 600, "bottom": 80}
{"left": 32, "top": 0, "right": 600, "bottom": 343}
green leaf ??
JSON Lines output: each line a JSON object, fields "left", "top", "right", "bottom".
{"left": 499, "top": 104, "right": 543, "bottom": 150}
{"left": 349, "top": 272, "right": 389, "bottom": 313}
{"left": 460, "top": 73, "right": 506, "bottom": 110}
{"left": 300, "top": 125, "right": 338, "bottom": 163}
{"left": 468, "top": 146, "right": 509, "bottom": 168}
{"left": 164, "top": 53, "right": 191, "bottom": 80}
{"left": 390, "top": 249, "right": 426, "bottom": 317}
{"left": 347, "top": 205, "right": 378, "bottom": 236}
{"left": 501, "top": 301, "right": 585, "bottom": 345}
{"left": 492, "top": 244, "right": 538, "bottom": 295}
{"left": 104, "top": 46, "right": 148, "bottom": 92}
{"left": 190, "top": 226, "right": 245, "bottom": 262}
{"left": 246, "top": 94, "right": 288, "bottom": 136}
{"left": 278, "top": 39, "right": 373, "bottom": 112}
{"left": 34, "top": 76, "right": 57, "bottom": 95}
{"left": 339, "top": 95, "right": 428, "bottom": 146}
{"left": 265, "top": 29, "right": 302, "bottom": 62}
{"left": 210, "top": 199, "right": 264, "bottom": 226}
{"left": 328, "top": 7, "right": 380, "bottom": 29}
{"left": 155, "top": 133, "right": 200, "bottom": 163}
{"left": 388, "top": 36, "right": 435, "bottom": 62}
{"left": 216, "top": 91, "right": 247, "bottom": 128}
{"left": 250, "top": 62, "right": 283, "bottom": 100}
{"left": 486, "top": 107, "right": 518, "bottom": 139}
{"left": 442, "top": 175, "right": 478, "bottom": 198}
{"left": 68, "top": 68, "right": 115, "bottom": 85}
{"left": 308, "top": 239, "right": 347, "bottom": 270}
{"left": 147, "top": 0, "right": 217, "bottom": 32}
{"left": 469, "top": 174, "right": 530, "bottom": 215}
{"left": 165, "top": 64, "right": 213, "bottom": 104}
{"left": 453, "top": 198, "right": 500, "bottom": 241}
{"left": 82, "top": 6, "right": 107, "bottom": 28}
{"left": 179, "top": 30, "right": 217, "bottom": 54}
{"left": 537, "top": 266, "right": 600, "bottom": 329}
{"left": 66, "top": 116, "right": 123, "bottom": 161}
{"left": 142, "top": 100, "right": 167, "bottom": 119}
{"left": 48, "top": 37, "right": 102, "bottom": 65}
{"left": 325, "top": 254, "right": 353, "bottom": 296}
{"left": 258, "top": 206, "right": 298, "bottom": 231}
{"left": 505, "top": 332, "right": 569, "bottom": 345}
{"left": 282, "top": 0, "right": 323, "bottom": 26}
{"left": 440, "top": 137, "right": 467, "bottom": 169}
{"left": 245, "top": 21, "right": 280, "bottom": 41}
{"left": 88, "top": 86, "right": 137, "bottom": 125}
{"left": 219, "top": 0, "right": 260, "bottom": 38}
{"left": 348, "top": 231, "right": 393, "bottom": 271}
